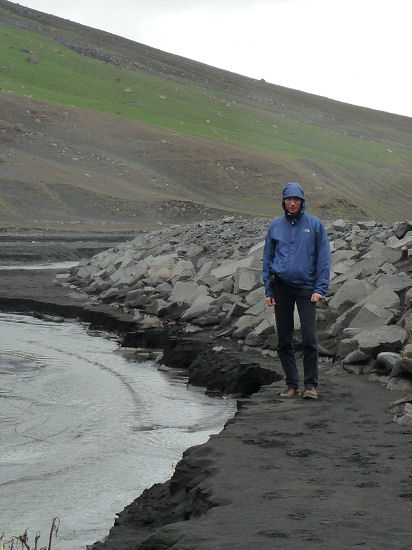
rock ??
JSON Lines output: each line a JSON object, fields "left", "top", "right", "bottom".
{"left": 386, "top": 394, "right": 412, "bottom": 415}
{"left": 332, "top": 219, "right": 348, "bottom": 232}
{"left": 400, "top": 357, "right": 412, "bottom": 375}
{"left": 405, "top": 288, "right": 412, "bottom": 308}
{"left": 365, "top": 284, "right": 400, "bottom": 309}
{"left": 232, "top": 315, "right": 260, "bottom": 338}
{"left": 386, "top": 232, "right": 412, "bottom": 250}
{"left": 374, "top": 352, "right": 402, "bottom": 375}
{"left": 172, "top": 260, "right": 195, "bottom": 280}
{"left": 181, "top": 295, "right": 215, "bottom": 320}
{"left": 348, "top": 303, "right": 395, "bottom": 329}
{"left": 328, "top": 279, "right": 372, "bottom": 310}
{"left": 362, "top": 244, "right": 403, "bottom": 264}
{"left": 376, "top": 275, "right": 412, "bottom": 293}
{"left": 343, "top": 350, "right": 370, "bottom": 364}
{"left": 234, "top": 267, "right": 262, "bottom": 294}
{"left": 146, "top": 298, "right": 168, "bottom": 316}
{"left": 168, "top": 281, "right": 209, "bottom": 307}
{"left": 157, "top": 301, "right": 187, "bottom": 319}
{"left": 337, "top": 338, "right": 359, "bottom": 357}
{"left": 343, "top": 363, "right": 364, "bottom": 375}
{"left": 395, "top": 221, "right": 412, "bottom": 239}
{"left": 210, "top": 257, "right": 255, "bottom": 279}
{"left": 357, "top": 220, "right": 377, "bottom": 230}
{"left": 404, "top": 344, "right": 412, "bottom": 358}
{"left": 357, "top": 326, "right": 408, "bottom": 356}
{"left": 388, "top": 378, "right": 412, "bottom": 392}
{"left": 244, "top": 287, "right": 265, "bottom": 306}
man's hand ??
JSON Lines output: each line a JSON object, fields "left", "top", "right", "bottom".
{"left": 311, "top": 293, "right": 323, "bottom": 303}
{"left": 266, "top": 297, "right": 276, "bottom": 307}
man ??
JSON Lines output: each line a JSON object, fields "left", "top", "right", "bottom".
{"left": 262, "top": 182, "right": 330, "bottom": 399}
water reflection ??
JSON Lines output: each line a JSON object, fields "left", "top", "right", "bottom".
{"left": 0, "top": 313, "right": 235, "bottom": 549}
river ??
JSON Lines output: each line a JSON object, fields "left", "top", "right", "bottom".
{"left": 0, "top": 312, "right": 236, "bottom": 549}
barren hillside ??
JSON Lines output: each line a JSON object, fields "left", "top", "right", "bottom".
{"left": 0, "top": 0, "right": 411, "bottom": 230}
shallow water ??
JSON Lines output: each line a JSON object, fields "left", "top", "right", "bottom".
{"left": 0, "top": 261, "right": 78, "bottom": 270}
{"left": 0, "top": 313, "right": 236, "bottom": 549}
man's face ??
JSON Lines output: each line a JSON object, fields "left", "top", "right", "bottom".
{"left": 284, "top": 196, "right": 303, "bottom": 214}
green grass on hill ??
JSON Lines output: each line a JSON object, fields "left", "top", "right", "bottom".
{"left": 0, "top": 21, "right": 408, "bottom": 173}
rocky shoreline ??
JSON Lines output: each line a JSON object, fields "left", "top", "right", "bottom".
{"left": 1, "top": 216, "right": 412, "bottom": 549}
{"left": 65, "top": 216, "right": 412, "bottom": 405}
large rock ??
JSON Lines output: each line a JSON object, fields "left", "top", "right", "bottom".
{"left": 232, "top": 315, "right": 260, "bottom": 338}
{"left": 181, "top": 295, "right": 215, "bottom": 320}
{"left": 395, "top": 221, "right": 412, "bottom": 239}
{"left": 168, "top": 281, "right": 209, "bottom": 307}
{"left": 328, "top": 279, "right": 372, "bottom": 310}
{"left": 330, "top": 258, "right": 387, "bottom": 286}
{"left": 210, "top": 257, "right": 256, "bottom": 279}
{"left": 234, "top": 267, "right": 262, "bottom": 294}
{"left": 386, "top": 232, "right": 412, "bottom": 249}
{"left": 365, "top": 284, "right": 401, "bottom": 309}
{"left": 356, "top": 326, "right": 408, "bottom": 356}
{"left": 348, "top": 303, "right": 395, "bottom": 329}
{"left": 374, "top": 352, "right": 403, "bottom": 375}
{"left": 376, "top": 275, "right": 412, "bottom": 293}
{"left": 146, "top": 254, "right": 176, "bottom": 279}
{"left": 172, "top": 260, "right": 195, "bottom": 280}
{"left": 362, "top": 243, "right": 403, "bottom": 264}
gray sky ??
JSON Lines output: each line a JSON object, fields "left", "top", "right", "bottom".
{"left": 12, "top": 0, "right": 412, "bottom": 117}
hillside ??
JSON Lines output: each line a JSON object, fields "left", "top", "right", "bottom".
{"left": 0, "top": 0, "right": 411, "bottom": 230}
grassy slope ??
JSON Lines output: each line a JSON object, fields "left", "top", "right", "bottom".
{"left": 0, "top": 2, "right": 411, "bottom": 223}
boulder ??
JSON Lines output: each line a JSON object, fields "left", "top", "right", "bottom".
{"left": 245, "top": 287, "right": 265, "bottom": 306}
{"left": 181, "top": 295, "right": 215, "bottom": 320}
{"left": 232, "top": 315, "right": 260, "bottom": 338}
{"left": 365, "top": 284, "right": 400, "bottom": 309}
{"left": 328, "top": 279, "right": 372, "bottom": 310}
{"left": 348, "top": 303, "right": 395, "bottom": 329}
{"left": 168, "top": 281, "right": 209, "bottom": 306}
{"left": 226, "top": 301, "right": 249, "bottom": 320}
{"left": 386, "top": 232, "right": 412, "bottom": 249}
{"left": 146, "top": 298, "right": 168, "bottom": 316}
{"left": 374, "top": 352, "right": 402, "bottom": 375}
{"left": 404, "top": 344, "right": 412, "bottom": 358}
{"left": 332, "top": 219, "right": 348, "bottom": 232}
{"left": 234, "top": 267, "right": 262, "bottom": 294}
{"left": 395, "top": 221, "right": 412, "bottom": 239}
{"left": 376, "top": 275, "right": 412, "bottom": 293}
{"left": 171, "top": 260, "right": 195, "bottom": 280}
{"left": 400, "top": 357, "right": 412, "bottom": 375}
{"left": 387, "top": 394, "right": 412, "bottom": 415}
{"left": 211, "top": 257, "right": 256, "bottom": 279}
{"left": 356, "top": 326, "right": 408, "bottom": 356}
{"left": 362, "top": 244, "right": 403, "bottom": 264}
{"left": 343, "top": 349, "right": 370, "bottom": 364}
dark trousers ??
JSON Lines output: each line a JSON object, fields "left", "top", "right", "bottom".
{"left": 273, "top": 278, "right": 318, "bottom": 390}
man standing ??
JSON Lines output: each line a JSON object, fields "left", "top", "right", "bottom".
{"left": 262, "top": 182, "right": 330, "bottom": 399}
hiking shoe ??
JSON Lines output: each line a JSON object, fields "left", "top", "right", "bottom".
{"left": 279, "top": 387, "right": 301, "bottom": 398}
{"left": 302, "top": 387, "right": 318, "bottom": 399}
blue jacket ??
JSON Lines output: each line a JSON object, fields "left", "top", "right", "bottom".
{"left": 262, "top": 183, "right": 330, "bottom": 297}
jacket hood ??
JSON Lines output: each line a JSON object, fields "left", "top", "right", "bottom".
{"left": 282, "top": 182, "right": 305, "bottom": 215}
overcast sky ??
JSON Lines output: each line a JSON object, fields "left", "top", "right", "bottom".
{"left": 13, "top": 0, "right": 412, "bottom": 118}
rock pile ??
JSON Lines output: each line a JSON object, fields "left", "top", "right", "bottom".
{"left": 63, "top": 216, "right": 412, "bottom": 424}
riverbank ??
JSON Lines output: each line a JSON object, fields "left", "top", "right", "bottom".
{"left": 1, "top": 224, "right": 412, "bottom": 549}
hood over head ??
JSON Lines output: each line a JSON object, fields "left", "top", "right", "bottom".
{"left": 282, "top": 182, "right": 305, "bottom": 215}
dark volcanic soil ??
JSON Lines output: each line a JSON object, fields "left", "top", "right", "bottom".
{"left": 0, "top": 248, "right": 411, "bottom": 549}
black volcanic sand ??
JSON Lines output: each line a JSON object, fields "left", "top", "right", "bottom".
{"left": 1, "top": 269, "right": 412, "bottom": 550}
